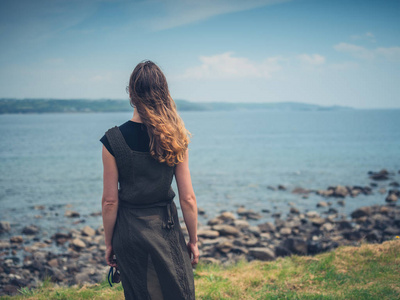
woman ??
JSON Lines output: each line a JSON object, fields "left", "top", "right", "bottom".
{"left": 100, "top": 60, "right": 199, "bottom": 299}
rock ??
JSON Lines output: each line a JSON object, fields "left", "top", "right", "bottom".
{"left": 260, "top": 234, "right": 272, "bottom": 242}
{"left": 278, "top": 185, "right": 286, "bottom": 191}
{"left": 342, "top": 229, "right": 363, "bottom": 241}
{"left": 47, "top": 258, "right": 59, "bottom": 267}
{"left": 258, "top": 222, "right": 275, "bottom": 233}
{"left": 334, "top": 185, "right": 348, "bottom": 198}
{"left": 22, "top": 225, "right": 39, "bottom": 235}
{"left": 275, "top": 245, "right": 292, "bottom": 257}
{"left": 236, "top": 207, "right": 247, "bottom": 215}
{"left": 207, "top": 217, "right": 223, "bottom": 226}
{"left": 45, "top": 266, "right": 65, "bottom": 282}
{"left": 237, "top": 208, "right": 262, "bottom": 220}
{"left": 242, "top": 238, "right": 259, "bottom": 247}
{"left": 198, "top": 229, "right": 220, "bottom": 239}
{"left": 383, "top": 226, "right": 400, "bottom": 236}
{"left": 389, "top": 181, "right": 400, "bottom": 187}
{"left": 32, "top": 242, "right": 47, "bottom": 250}
{"left": 305, "top": 211, "right": 320, "bottom": 218}
{"left": 249, "top": 247, "right": 275, "bottom": 261}
{"left": 317, "top": 201, "right": 329, "bottom": 208}
{"left": 212, "top": 225, "right": 240, "bottom": 237}
{"left": 366, "top": 230, "right": 382, "bottom": 242}
{"left": 290, "top": 207, "right": 300, "bottom": 214}
{"left": 372, "top": 214, "right": 391, "bottom": 230}
{"left": 218, "top": 211, "right": 236, "bottom": 221}
{"left": 351, "top": 207, "right": 371, "bottom": 218}
{"left": 9, "top": 236, "right": 23, "bottom": 243}
{"left": 73, "top": 220, "right": 85, "bottom": 225}
{"left": 248, "top": 226, "right": 261, "bottom": 236}
{"left": 279, "top": 227, "right": 291, "bottom": 235}
{"left": 52, "top": 232, "right": 71, "bottom": 240}
{"left": 350, "top": 189, "right": 361, "bottom": 197}
{"left": 327, "top": 207, "right": 338, "bottom": 214}
{"left": 321, "top": 222, "right": 334, "bottom": 231}
{"left": 369, "top": 169, "right": 389, "bottom": 181}
{"left": 2, "top": 284, "right": 19, "bottom": 295}
{"left": 379, "top": 206, "right": 390, "bottom": 215}
{"left": 275, "top": 219, "right": 286, "bottom": 228}
{"left": 70, "top": 238, "right": 86, "bottom": 250}
{"left": 336, "top": 220, "right": 353, "bottom": 230}
{"left": 245, "top": 212, "right": 263, "bottom": 220}
{"left": 90, "top": 211, "right": 102, "bottom": 217}
{"left": 310, "top": 217, "right": 325, "bottom": 227}
{"left": 292, "top": 187, "right": 309, "bottom": 194}
{"left": 74, "top": 272, "right": 91, "bottom": 284}
{"left": 317, "top": 189, "right": 334, "bottom": 197}
{"left": 198, "top": 207, "right": 206, "bottom": 215}
{"left": 81, "top": 226, "right": 96, "bottom": 237}
{"left": 233, "top": 219, "right": 250, "bottom": 229}
{"left": 282, "top": 237, "right": 307, "bottom": 255}
{"left": 0, "top": 221, "right": 11, "bottom": 233}
{"left": 0, "top": 240, "right": 11, "bottom": 249}
{"left": 386, "top": 193, "right": 398, "bottom": 203}
{"left": 337, "top": 200, "right": 345, "bottom": 206}
{"left": 216, "top": 241, "right": 233, "bottom": 253}
{"left": 272, "top": 212, "right": 281, "bottom": 218}
{"left": 65, "top": 211, "right": 80, "bottom": 218}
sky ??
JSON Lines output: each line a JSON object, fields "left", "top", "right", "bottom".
{"left": 0, "top": 0, "right": 399, "bottom": 109}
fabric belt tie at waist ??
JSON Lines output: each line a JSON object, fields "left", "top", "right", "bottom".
{"left": 164, "top": 202, "right": 174, "bottom": 230}
{"left": 119, "top": 199, "right": 175, "bottom": 230}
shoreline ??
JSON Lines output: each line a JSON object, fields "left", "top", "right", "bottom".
{"left": 0, "top": 169, "right": 399, "bottom": 296}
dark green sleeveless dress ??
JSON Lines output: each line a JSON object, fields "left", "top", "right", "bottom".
{"left": 105, "top": 126, "right": 195, "bottom": 300}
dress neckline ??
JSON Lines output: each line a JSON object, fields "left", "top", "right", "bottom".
{"left": 129, "top": 120, "right": 144, "bottom": 125}
{"left": 115, "top": 126, "right": 151, "bottom": 156}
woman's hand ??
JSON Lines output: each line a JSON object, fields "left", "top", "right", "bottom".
{"left": 187, "top": 242, "right": 200, "bottom": 267}
{"left": 106, "top": 245, "right": 117, "bottom": 267}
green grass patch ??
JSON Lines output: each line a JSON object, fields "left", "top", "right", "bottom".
{"left": 1, "top": 240, "right": 399, "bottom": 300}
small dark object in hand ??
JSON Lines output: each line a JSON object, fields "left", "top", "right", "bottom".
{"left": 108, "top": 266, "right": 121, "bottom": 287}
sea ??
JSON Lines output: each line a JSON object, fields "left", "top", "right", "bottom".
{"left": 0, "top": 109, "right": 399, "bottom": 237}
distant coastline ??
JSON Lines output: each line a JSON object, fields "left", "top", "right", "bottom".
{"left": 0, "top": 98, "right": 355, "bottom": 114}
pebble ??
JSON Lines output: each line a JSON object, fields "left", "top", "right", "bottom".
{"left": 22, "top": 225, "right": 39, "bottom": 235}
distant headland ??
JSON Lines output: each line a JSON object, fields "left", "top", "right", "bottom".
{"left": 0, "top": 98, "right": 354, "bottom": 114}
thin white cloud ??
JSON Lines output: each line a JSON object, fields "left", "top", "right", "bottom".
{"left": 350, "top": 31, "right": 376, "bottom": 43}
{"left": 146, "top": 0, "right": 291, "bottom": 31}
{"left": 334, "top": 42, "right": 400, "bottom": 62}
{"left": 375, "top": 47, "right": 400, "bottom": 62}
{"left": 297, "top": 54, "right": 326, "bottom": 65}
{"left": 334, "top": 43, "right": 374, "bottom": 59}
{"left": 181, "top": 52, "right": 284, "bottom": 80}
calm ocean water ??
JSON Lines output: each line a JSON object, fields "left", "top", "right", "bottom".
{"left": 0, "top": 109, "right": 399, "bottom": 235}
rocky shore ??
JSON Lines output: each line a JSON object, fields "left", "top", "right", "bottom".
{"left": 0, "top": 169, "right": 399, "bottom": 296}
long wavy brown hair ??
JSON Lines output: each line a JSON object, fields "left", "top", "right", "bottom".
{"left": 127, "top": 60, "right": 191, "bottom": 166}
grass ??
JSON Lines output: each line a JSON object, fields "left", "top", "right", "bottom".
{"left": 1, "top": 239, "right": 399, "bottom": 300}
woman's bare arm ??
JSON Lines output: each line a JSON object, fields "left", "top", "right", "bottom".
{"left": 101, "top": 145, "right": 119, "bottom": 266}
{"left": 175, "top": 148, "right": 199, "bottom": 265}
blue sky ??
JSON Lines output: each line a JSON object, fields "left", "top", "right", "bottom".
{"left": 0, "top": 0, "right": 399, "bottom": 108}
